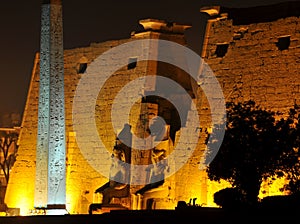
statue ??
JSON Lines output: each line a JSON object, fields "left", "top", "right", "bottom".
{"left": 135, "top": 149, "right": 168, "bottom": 195}
{"left": 94, "top": 146, "right": 129, "bottom": 204}
{"left": 135, "top": 117, "right": 173, "bottom": 196}
{"left": 94, "top": 124, "right": 132, "bottom": 205}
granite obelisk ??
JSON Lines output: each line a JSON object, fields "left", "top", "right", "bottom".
{"left": 35, "top": 0, "right": 66, "bottom": 210}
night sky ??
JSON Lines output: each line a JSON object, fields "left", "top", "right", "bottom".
{"left": 0, "top": 0, "right": 297, "bottom": 116}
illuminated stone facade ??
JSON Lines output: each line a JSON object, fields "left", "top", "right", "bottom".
{"left": 6, "top": 18, "right": 211, "bottom": 215}
{"left": 4, "top": 1, "right": 300, "bottom": 215}
{"left": 200, "top": 3, "right": 300, "bottom": 199}
{"left": 201, "top": 3, "right": 300, "bottom": 113}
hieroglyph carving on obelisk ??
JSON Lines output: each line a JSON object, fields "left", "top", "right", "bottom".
{"left": 35, "top": 0, "right": 66, "bottom": 209}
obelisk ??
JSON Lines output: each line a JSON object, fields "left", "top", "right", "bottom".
{"left": 35, "top": 0, "right": 66, "bottom": 212}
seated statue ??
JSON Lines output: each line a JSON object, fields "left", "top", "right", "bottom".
{"left": 135, "top": 153, "right": 167, "bottom": 195}
{"left": 95, "top": 144, "right": 130, "bottom": 205}
{"left": 135, "top": 119, "right": 173, "bottom": 196}
{"left": 94, "top": 124, "right": 132, "bottom": 206}
{"left": 134, "top": 140, "right": 171, "bottom": 209}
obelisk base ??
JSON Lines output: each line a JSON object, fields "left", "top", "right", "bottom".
{"left": 33, "top": 204, "right": 67, "bottom": 215}
{"left": 45, "top": 204, "right": 68, "bottom": 215}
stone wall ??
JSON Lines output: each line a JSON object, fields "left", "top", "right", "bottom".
{"left": 5, "top": 19, "right": 209, "bottom": 215}
{"left": 202, "top": 6, "right": 300, "bottom": 113}
{"left": 200, "top": 4, "right": 300, "bottom": 200}
{"left": 6, "top": 2, "right": 300, "bottom": 215}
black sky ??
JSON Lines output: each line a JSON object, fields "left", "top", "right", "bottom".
{"left": 0, "top": 0, "right": 297, "bottom": 116}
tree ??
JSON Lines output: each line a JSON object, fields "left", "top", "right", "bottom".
{"left": 276, "top": 105, "right": 300, "bottom": 194}
{"left": 213, "top": 187, "right": 245, "bottom": 209}
{"left": 0, "top": 132, "right": 18, "bottom": 185}
{"left": 205, "top": 100, "right": 295, "bottom": 206}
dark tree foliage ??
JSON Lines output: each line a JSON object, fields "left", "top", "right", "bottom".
{"left": 277, "top": 105, "right": 300, "bottom": 194}
{"left": 0, "top": 132, "right": 18, "bottom": 185}
{"left": 213, "top": 187, "right": 246, "bottom": 209}
{"left": 206, "top": 100, "right": 299, "bottom": 207}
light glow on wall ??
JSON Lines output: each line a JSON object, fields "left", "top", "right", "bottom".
{"left": 259, "top": 176, "right": 289, "bottom": 199}
{"left": 16, "top": 197, "right": 33, "bottom": 216}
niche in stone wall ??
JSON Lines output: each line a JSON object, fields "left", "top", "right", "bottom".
{"left": 276, "top": 35, "right": 290, "bottom": 51}
{"left": 215, "top": 43, "right": 229, "bottom": 57}
{"left": 128, "top": 57, "right": 138, "bottom": 70}
{"left": 77, "top": 56, "right": 88, "bottom": 74}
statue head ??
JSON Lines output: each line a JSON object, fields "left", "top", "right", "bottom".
{"left": 112, "top": 146, "right": 126, "bottom": 162}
